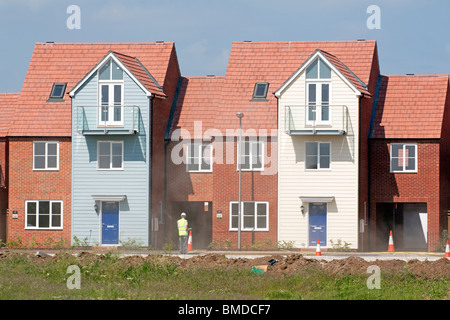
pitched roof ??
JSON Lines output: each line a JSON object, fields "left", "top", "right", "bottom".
{"left": 371, "top": 74, "right": 450, "bottom": 139}
{"left": 0, "top": 93, "right": 19, "bottom": 137}
{"left": 320, "top": 50, "right": 371, "bottom": 96}
{"left": 169, "top": 76, "right": 225, "bottom": 140}
{"left": 70, "top": 51, "right": 166, "bottom": 98}
{"left": 169, "top": 40, "right": 378, "bottom": 138}
{"left": 8, "top": 42, "right": 176, "bottom": 137}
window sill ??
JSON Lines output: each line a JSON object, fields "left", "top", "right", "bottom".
{"left": 390, "top": 171, "right": 418, "bottom": 174}
{"left": 25, "top": 227, "right": 63, "bottom": 230}
{"left": 229, "top": 229, "right": 269, "bottom": 232}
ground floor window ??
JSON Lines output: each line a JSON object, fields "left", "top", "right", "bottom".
{"left": 25, "top": 200, "right": 63, "bottom": 229}
{"left": 229, "top": 201, "right": 268, "bottom": 231}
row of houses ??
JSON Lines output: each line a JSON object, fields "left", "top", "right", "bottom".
{"left": 0, "top": 40, "right": 448, "bottom": 251}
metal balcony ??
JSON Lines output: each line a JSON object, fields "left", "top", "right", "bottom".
{"left": 285, "top": 105, "right": 349, "bottom": 135}
{"left": 76, "top": 105, "right": 141, "bottom": 135}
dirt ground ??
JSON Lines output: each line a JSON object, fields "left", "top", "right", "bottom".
{"left": 171, "top": 253, "right": 450, "bottom": 279}
{"left": 1, "top": 251, "right": 449, "bottom": 279}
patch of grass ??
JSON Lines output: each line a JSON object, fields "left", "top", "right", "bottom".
{"left": 0, "top": 253, "right": 448, "bottom": 300}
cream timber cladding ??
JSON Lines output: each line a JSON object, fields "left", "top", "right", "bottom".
{"left": 276, "top": 57, "right": 361, "bottom": 250}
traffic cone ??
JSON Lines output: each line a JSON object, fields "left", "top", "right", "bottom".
{"left": 445, "top": 240, "right": 450, "bottom": 258}
{"left": 315, "top": 239, "right": 321, "bottom": 256}
{"left": 187, "top": 229, "right": 193, "bottom": 252}
{"left": 388, "top": 230, "right": 395, "bottom": 252}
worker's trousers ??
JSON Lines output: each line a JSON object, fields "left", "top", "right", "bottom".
{"left": 179, "top": 235, "right": 188, "bottom": 254}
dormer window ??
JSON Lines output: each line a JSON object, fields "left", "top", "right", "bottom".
{"left": 98, "top": 59, "right": 124, "bottom": 126}
{"left": 306, "top": 58, "right": 331, "bottom": 79}
{"left": 99, "top": 59, "right": 123, "bottom": 80}
{"left": 252, "top": 82, "right": 269, "bottom": 100}
{"left": 48, "top": 83, "right": 67, "bottom": 100}
{"left": 306, "top": 58, "right": 331, "bottom": 124}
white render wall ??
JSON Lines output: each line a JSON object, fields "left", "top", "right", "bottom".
{"left": 277, "top": 70, "right": 361, "bottom": 249}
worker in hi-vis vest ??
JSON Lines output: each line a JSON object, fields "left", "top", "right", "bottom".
{"left": 177, "top": 212, "right": 188, "bottom": 254}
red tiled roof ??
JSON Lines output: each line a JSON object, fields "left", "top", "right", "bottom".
{"left": 371, "top": 74, "right": 450, "bottom": 139}
{"left": 216, "top": 41, "right": 377, "bottom": 133}
{"left": 170, "top": 76, "right": 225, "bottom": 139}
{"left": 110, "top": 51, "right": 166, "bottom": 97}
{"left": 0, "top": 93, "right": 19, "bottom": 137}
{"left": 320, "top": 50, "right": 371, "bottom": 96}
{"left": 8, "top": 42, "right": 176, "bottom": 137}
{"left": 170, "top": 40, "right": 378, "bottom": 137}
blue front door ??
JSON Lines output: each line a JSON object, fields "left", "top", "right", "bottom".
{"left": 102, "top": 201, "right": 119, "bottom": 245}
{"left": 309, "top": 203, "right": 327, "bottom": 246}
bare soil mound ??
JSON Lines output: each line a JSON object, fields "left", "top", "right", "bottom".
{"left": 0, "top": 251, "right": 448, "bottom": 279}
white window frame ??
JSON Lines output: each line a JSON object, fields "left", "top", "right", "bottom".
{"left": 98, "top": 59, "right": 124, "bottom": 127}
{"left": 390, "top": 143, "right": 417, "bottom": 173}
{"left": 305, "top": 141, "right": 331, "bottom": 170}
{"left": 237, "top": 140, "right": 264, "bottom": 171}
{"left": 97, "top": 141, "right": 124, "bottom": 170}
{"left": 229, "top": 201, "right": 269, "bottom": 231}
{"left": 33, "top": 141, "right": 59, "bottom": 171}
{"left": 98, "top": 82, "right": 124, "bottom": 127}
{"left": 25, "top": 200, "right": 63, "bottom": 230}
{"left": 186, "top": 143, "right": 213, "bottom": 172}
{"left": 305, "top": 57, "right": 332, "bottom": 126}
{"left": 305, "top": 81, "right": 332, "bottom": 126}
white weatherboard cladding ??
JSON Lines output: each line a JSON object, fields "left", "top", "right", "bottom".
{"left": 71, "top": 71, "right": 150, "bottom": 246}
{"left": 277, "top": 70, "right": 360, "bottom": 249}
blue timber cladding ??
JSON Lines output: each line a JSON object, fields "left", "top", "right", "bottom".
{"left": 71, "top": 69, "right": 151, "bottom": 246}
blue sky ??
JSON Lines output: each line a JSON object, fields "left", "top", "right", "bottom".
{"left": 0, "top": 0, "right": 449, "bottom": 93}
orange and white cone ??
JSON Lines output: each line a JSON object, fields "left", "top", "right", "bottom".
{"left": 315, "top": 239, "right": 321, "bottom": 256}
{"left": 445, "top": 240, "right": 450, "bottom": 258}
{"left": 187, "top": 229, "right": 193, "bottom": 252}
{"left": 388, "top": 230, "right": 395, "bottom": 252}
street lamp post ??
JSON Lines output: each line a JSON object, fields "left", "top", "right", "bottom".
{"left": 236, "top": 112, "right": 244, "bottom": 250}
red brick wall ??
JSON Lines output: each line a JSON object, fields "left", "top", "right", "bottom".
{"left": 359, "top": 45, "right": 380, "bottom": 250}
{"left": 151, "top": 47, "right": 181, "bottom": 244}
{"left": 7, "top": 138, "right": 71, "bottom": 247}
{"left": 0, "top": 139, "right": 7, "bottom": 243}
{"left": 439, "top": 83, "right": 450, "bottom": 236}
{"left": 166, "top": 137, "right": 277, "bottom": 249}
{"left": 211, "top": 138, "right": 277, "bottom": 248}
{"left": 369, "top": 139, "right": 441, "bottom": 251}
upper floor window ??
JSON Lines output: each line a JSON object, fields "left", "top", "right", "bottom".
{"left": 306, "top": 58, "right": 331, "bottom": 125}
{"left": 252, "top": 82, "right": 269, "bottom": 100}
{"left": 98, "top": 59, "right": 124, "bottom": 126}
{"left": 305, "top": 141, "right": 331, "bottom": 170}
{"left": 187, "top": 144, "right": 213, "bottom": 172}
{"left": 390, "top": 143, "right": 417, "bottom": 173}
{"left": 98, "top": 141, "right": 123, "bottom": 170}
{"left": 306, "top": 58, "right": 331, "bottom": 79}
{"left": 33, "top": 141, "right": 59, "bottom": 170}
{"left": 238, "top": 141, "right": 264, "bottom": 171}
{"left": 99, "top": 59, "right": 123, "bottom": 80}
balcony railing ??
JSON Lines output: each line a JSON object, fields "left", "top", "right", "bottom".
{"left": 76, "top": 105, "right": 141, "bottom": 135}
{"left": 285, "top": 105, "right": 349, "bottom": 135}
